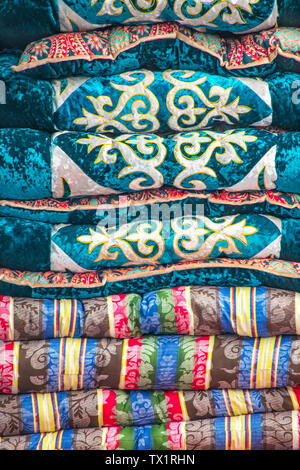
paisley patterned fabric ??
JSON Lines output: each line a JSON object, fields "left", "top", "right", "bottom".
{"left": 0, "top": 0, "right": 288, "bottom": 49}
{"left": 0, "top": 334, "right": 298, "bottom": 394}
{"left": 2, "top": 128, "right": 300, "bottom": 199}
{"left": 1, "top": 286, "right": 300, "bottom": 340}
{"left": 1, "top": 61, "right": 300, "bottom": 132}
{"left": 1, "top": 387, "right": 300, "bottom": 436}
{"left": 12, "top": 24, "right": 300, "bottom": 79}
{"left": 1, "top": 410, "right": 300, "bottom": 450}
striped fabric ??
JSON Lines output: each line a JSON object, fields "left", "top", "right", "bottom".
{"left": 0, "top": 334, "right": 296, "bottom": 394}
{"left": 1, "top": 387, "right": 300, "bottom": 436}
{"left": 0, "top": 410, "right": 299, "bottom": 450}
{"left": 1, "top": 286, "right": 300, "bottom": 340}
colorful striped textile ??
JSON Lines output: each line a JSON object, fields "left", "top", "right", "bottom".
{"left": 0, "top": 334, "right": 298, "bottom": 394}
{"left": 1, "top": 387, "right": 300, "bottom": 437}
{"left": 1, "top": 410, "right": 299, "bottom": 450}
{"left": 1, "top": 286, "right": 300, "bottom": 340}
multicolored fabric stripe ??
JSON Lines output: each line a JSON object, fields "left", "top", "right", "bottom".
{"left": 2, "top": 387, "right": 300, "bottom": 437}
{"left": 1, "top": 286, "right": 300, "bottom": 340}
{"left": 1, "top": 411, "right": 300, "bottom": 450}
{"left": 0, "top": 335, "right": 297, "bottom": 394}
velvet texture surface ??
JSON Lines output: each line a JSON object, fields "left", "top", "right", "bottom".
{"left": 1, "top": 190, "right": 299, "bottom": 225}
{"left": 1, "top": 286, "right": 300, "bottom": 340}
{"left": 1, "top": 58, "right": 300, "bottom": 132}
{"left": 0, "top": 210, "right": 299, "bottom": 271}
{"left": 1, "top": 387, "right": 300, "bottom": 436}
{"left": 12, "top": 24, "right": 300, "bottom": 79}
{"left": 0, "top": 0, "right": 284, "bottom": 49}
{"left": 0, "top": 259, "right": 300, "bottom": 299}
{"left": 2, "top": 128, "right": 300, "bottom": 199}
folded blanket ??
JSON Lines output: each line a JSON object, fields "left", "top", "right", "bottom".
{"left": 0, "top": 335, "right": 298, "bottom": 394}
{"left": 2, "top": 128, "right": 300, "bottom": 199}
{"left": 0, "top": 411, "right": 299, "bottom": 450}
{"left": 1, "top": 189, "right": 300, "bottom": 225}
{"left": 1, "top": 258, "right": 300, "bottom": 299}
{"left": 1, "top": 59, "right": 300, "bottom": 132}
{"left": 0, "top": 0, "right": 288, "bottom": 49}
{"left": 1, "top": 286, "right": 299, "bottom": 340}
{"left": 0, "top": 210, "right": 298, "bottom": 271}
{"left": 1, "top": 387, "right": 300, "bottom": 436}
{"left": 12, "top": 24, "right": 300, "bottom": 79}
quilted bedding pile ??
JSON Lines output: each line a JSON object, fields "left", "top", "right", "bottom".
{"left": 0, "top": 0, "right": 300, "bottom": 451}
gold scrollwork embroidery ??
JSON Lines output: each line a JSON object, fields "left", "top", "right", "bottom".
{"left": 173, "top": 129, "right": 257, "bottom": 189}
{"left": 163, "top": 70, "right": 251, "bottom": 131}
{"left": 77, "top": 220, "right": 165, "bottom": 265}
{"left": 77, "top": 133, "right": 166, "bottom": 189}
{"left": 74, "top": 70, "right": 160, "bottom": 133}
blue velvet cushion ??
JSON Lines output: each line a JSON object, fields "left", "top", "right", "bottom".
{"left": 0, "top": 0, "right": 286, "bottom": 49}
{"left": 1, "top": 128, "right": 300, "bottom": 200}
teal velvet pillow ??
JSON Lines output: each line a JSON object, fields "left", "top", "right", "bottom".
{"left": 1, "top": 59, "right": 300, "bottom": 132}
{"left": 0, "top": 196, "right": 299, "bottom": 271}
{"left": 1, "top": 128, "right": 300, "bottom": 200}
{"left": 0, "top": 0, "right": 282, "bottom": 49}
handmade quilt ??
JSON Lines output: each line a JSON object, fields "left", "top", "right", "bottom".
{"left": 1, "top": 0, "right": 300, "bottom": 452}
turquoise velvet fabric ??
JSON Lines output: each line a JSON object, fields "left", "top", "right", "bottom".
{"left": 278, "top": 0, "right": 300, "bottom": 26}
{"left": 1, "top": 260, "right": 300, "bottom": 299}
{"left": 1, "top": 128, "right": 300, "bottom": 199}
{"left": 0, "top": 129, "right": 51, "bottom": 199}
{"left": 0, "top": 211, "right": 299, "bottom": 271}
{"left": 0, "top": 191, "right": 299, "bottom": 224}
{"left": 0, "top": 51, "right": 53, "bottom": 131}
{"left": 0, "top": 217, "right": 51, "bottom": 271}
{"left": 0, "top": 0, "right": 282, "bottom": 48}
{"left": 1, "top": 61, "right": 300, "bottom": 132}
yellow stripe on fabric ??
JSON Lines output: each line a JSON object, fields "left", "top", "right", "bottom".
{"left": 101, "top": 427, "right": 108, "bottom": 450}
{"left": 255, "top": 336, "right": 277, "bottom": 389}
{"left": 11, "top": 342, "right": 20, "bottom": 394}
{"left": 8, "top": 297, "right": 14, "bottom": 341}
{"left": 185, "top": 287, "right": 194, "bottom": 335}
{"left": 59, "top": 299, "right": 75, "bottom": 337}
{"left": 295, "top": 293, "right": 300, "bottom": 335}
{"left": 36, "top": 393, "right": 56, "bottom": 433}
{"left": 204, "top": 336, "right": 215, "bottom": 389}
{"left": 179, "top": 422, "right": 186, "bottom": 450}
{"left": 107, "top": 296, "right": 115, "bottom": 338}
{"left": 97, "top": 389, "right": 104, "bottom": 427}
{"left": 178, "top": 392, "right": 189, "bottom": 421}
{"left": 227, "top": 390, "right": 249, "bottom": 416}
{"left": 63, "top": 338, "right": 85, "bottom": 391}
{"left": 287, "top": 387, "right": 300, "bottom": 410}
{"left": 292, "top": 410, "right": 300, "bottom": 450}
{"left": 119, "top": 339, "right": 129, "bottom": 389}
{"left": 235, "top": 287, "right": 254, "bottom": 337}
{"left": 228, "top": 415, "right": 249, "bottom": 450}
{"left": 39, "top": 431, "right": 61, "bottom": 450}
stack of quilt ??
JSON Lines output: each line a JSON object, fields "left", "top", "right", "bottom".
{"left": 0, "top": 0, "right": 300, "bottom": 450}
